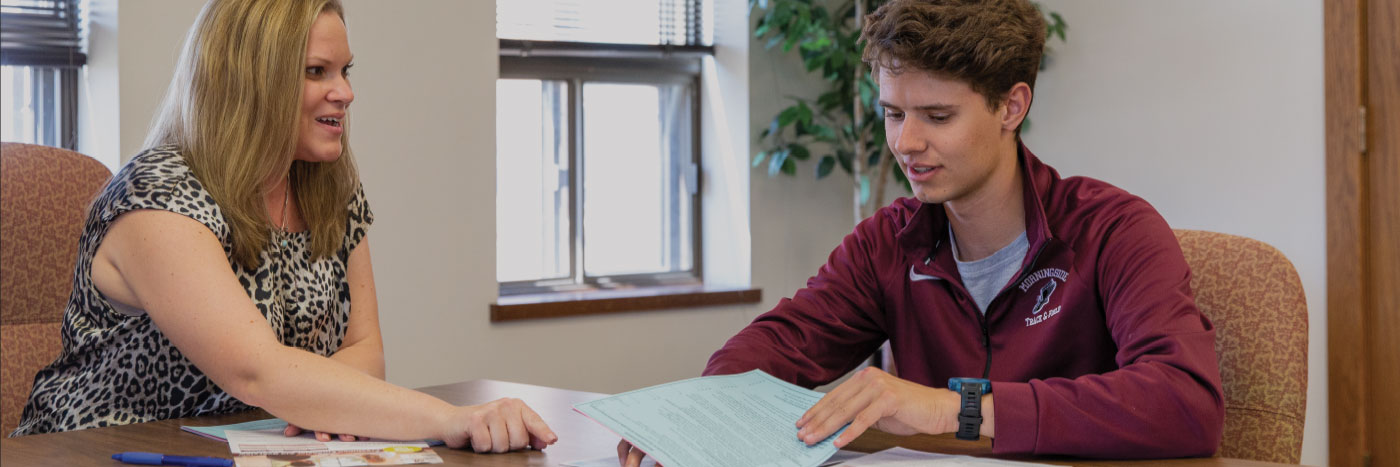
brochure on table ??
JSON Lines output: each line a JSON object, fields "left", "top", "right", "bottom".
{"left": 183, "top": 418, "right": 442, "bottom": 466}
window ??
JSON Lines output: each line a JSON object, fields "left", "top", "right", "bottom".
{"left": 496, "top": 0, "right": 711, "bottom": 295}
{"left": 0, "top": 0, "right": 85, "bottom": 149}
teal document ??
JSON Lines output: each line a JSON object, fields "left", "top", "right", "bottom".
{"left": 574, "top": 369, "right": 848, "bottom": 467}
{"left": 181, "top": 418, "right": 288, "bottom": 442}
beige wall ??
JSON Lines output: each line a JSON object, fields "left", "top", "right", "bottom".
{"left": 77, "top": 0, "right": 121, "bottom": 169}
{"left": 1025, "top": 1, "right": 1326, "bottom": 464}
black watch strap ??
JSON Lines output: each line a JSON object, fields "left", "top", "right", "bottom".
{"left": 955, "top": 381, "right": 985, "bottom": 441}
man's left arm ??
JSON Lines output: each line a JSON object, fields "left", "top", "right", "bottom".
{"left": 990, "top": 205, "right": 1224, "bottom": 457}
{"left": 797, "top": 205, "right": 1224, "bottom": 459}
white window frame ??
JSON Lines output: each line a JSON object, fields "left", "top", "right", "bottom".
{"left": 497, "top": 41, "right": 713, "bottom": 296}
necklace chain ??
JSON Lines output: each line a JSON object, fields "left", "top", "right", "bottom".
{"left": 277, "top": 177, "right": 291, "bottom": 248}
{"left": 279, "top": 177, "right": 290, "bottom": 233}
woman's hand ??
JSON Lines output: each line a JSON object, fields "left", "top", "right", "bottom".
{"left": 440, "top": 398, "right": 558, "bottom": 453}
{"left": 617, "top": 439, "right": 662, "bottom": 466}
{"left": 284, "top": 424, "right": 359, "bottom": 442}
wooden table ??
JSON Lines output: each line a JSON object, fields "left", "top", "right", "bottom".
{"left": 1, "top": 379, "right": 1293, "bottom": 466}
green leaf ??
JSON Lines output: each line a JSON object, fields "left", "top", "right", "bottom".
{"left": 817, "top": 91, "right": 842, "bottom": 112}
{"left": 752, "top": 151, "right": 768, "bottom": 168}
{"left": 777, "top": 106, "right": 801, "bottom": 129}
{"left": 768, "top": 148, "right": 790, "bottom": 177}
{"left": 781, "top": 157, "right": 797, "bottom": 175}
{"left": 771, "top": 3, "right": 790, "bottom": 25}
{"left": 793, "top": 121, "right": 809, "bottom": 137}
{"left": 766, "top": 34, "right": 785, "bottom": 49}
{"left": 783, "top": 36, "right": 801, "bottom": 52}
{"left": 836, "top": 149, "right": 854, "bottom": 174}
{"left": 816, "top": 155, "right": 836, "bottom": 179}
{"left": 797, "top": 101, "right": 814, "bottom": 126}
{"left": 787, "top": 143, "right": 811, "bottom": 161}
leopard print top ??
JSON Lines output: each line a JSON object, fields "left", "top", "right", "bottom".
{"left": 10, "top": 146, "right": 373, "bottom": 436}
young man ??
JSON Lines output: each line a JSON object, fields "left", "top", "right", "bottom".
{"left": 622, "top": 0, "right": 1223, "bottom": 463}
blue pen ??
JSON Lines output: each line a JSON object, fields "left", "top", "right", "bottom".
{"left": 111, "top": 452, "right": 233, "bottom": 467}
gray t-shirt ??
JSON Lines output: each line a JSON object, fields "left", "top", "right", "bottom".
{"left": 950, "top": 227, "right": 1029, "bottom": 314}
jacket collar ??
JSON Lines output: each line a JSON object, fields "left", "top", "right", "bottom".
{"left": 896, "top": 142, "right": 1058, "bottom": 277}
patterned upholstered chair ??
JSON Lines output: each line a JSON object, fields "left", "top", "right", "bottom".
{"left": 0, "top": 143, "right": 112, "bottom": 436}
{"left": 1175, "top": 229, "right": 1308, "bottom": 463}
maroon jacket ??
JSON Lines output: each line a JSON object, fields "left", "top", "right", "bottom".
{"left": 705, "top": 145, "right": 1224, "bottom": 458}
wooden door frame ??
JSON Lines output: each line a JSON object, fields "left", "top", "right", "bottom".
{"left": 1326, "top": 0, "right": 1392, "bottom": 465}
{"left": 1325, "top": 0, "right": 1367, "bottom": 465}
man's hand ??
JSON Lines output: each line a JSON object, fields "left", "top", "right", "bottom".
{"left": 795, "top": 367, "right": 966, "bottom": 448}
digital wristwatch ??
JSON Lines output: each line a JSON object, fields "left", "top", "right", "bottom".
{"left": 947, "top": 377, "right": 991, "bottom": 441}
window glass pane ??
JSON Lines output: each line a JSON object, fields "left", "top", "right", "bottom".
{"left": 496, "top": 79, "right": 570, "bottom": 282}
{"left": 582, "top": 82, "right": 693, "bottom": 276}
{"left": 1, "top": 65, "right": 61, "bottom": 147}
{"left": 661, "top": 84, "right": 695, "bottom": 273}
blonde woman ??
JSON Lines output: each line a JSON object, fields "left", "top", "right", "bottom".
{"left": 11, "top": 0, "right": 557, "bottom": 453}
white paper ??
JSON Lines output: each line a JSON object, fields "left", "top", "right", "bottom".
{"left": 560, "top": 456, "right": 657, "bottom": 467}
{"left": 225, "top": 427, "right": 431, "bottom": 455}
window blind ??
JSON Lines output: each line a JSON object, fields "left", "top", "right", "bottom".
{"left": 1, "top": 0, "right": 86, "bottom": 67}
{"left": 497, "top": 0, "right": 710, "bottom": 47}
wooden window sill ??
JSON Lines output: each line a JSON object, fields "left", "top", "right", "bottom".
{"left": 490, "top": 285, "right": 762, "bottom": 322}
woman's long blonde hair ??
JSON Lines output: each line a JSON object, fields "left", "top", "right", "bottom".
{"left": 144, "top": 0, "right": 358, "bottom": 269}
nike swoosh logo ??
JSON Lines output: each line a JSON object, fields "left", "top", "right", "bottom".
{"left": 910, "top": 265, "right": 941, "bottom": 282}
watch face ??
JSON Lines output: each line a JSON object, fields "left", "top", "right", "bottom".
{"left": 948, "top": 377, "right": 991, "bottom": 393}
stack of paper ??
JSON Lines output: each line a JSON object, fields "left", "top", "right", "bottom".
{"left": 573, "top": 370, "right": 849, "bottom": 467}
{"left": 183, "top": 419, "right": 442, "bottom": 466}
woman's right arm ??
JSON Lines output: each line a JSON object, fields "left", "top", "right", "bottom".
{"left": 91, "top": 209, "right": 556, "bottom": 452}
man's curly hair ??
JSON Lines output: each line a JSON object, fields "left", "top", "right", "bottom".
{"left": 862, "top": 0, "right": 1045, "bottom": 110}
